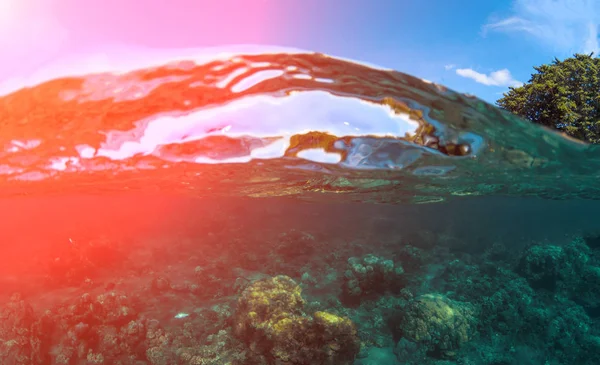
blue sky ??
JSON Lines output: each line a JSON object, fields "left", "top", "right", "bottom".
{"left": 276, "top": 0, "right": 598, "bottom": 104}
{"left": 0, "top": 0, "right": 596, "bottom": 105}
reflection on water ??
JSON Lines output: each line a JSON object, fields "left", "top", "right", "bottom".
{"left": 0, "top": 47, "right": 599, "bottom": 364}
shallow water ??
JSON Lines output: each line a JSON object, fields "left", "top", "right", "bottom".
{"left": 0, "top": 47, "right": 599, "bottom": 364}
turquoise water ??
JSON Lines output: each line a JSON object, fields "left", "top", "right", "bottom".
{"left": 0, "top": 48, "right": 599, "bottom": 364}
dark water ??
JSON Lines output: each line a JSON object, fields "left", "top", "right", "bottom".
{"left": 0, "top": 47, "right": 599, "bottom": 364}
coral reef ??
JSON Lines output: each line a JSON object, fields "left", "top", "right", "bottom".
{"left": 234, "top": 275, "right": 360, "bottom": 365}
{"left": 398, "top": 293, "right": 477, "bottom": 358}
{"left": 2, "top": 211, "right": 600, "bottom": 365}
{"left": 341, "top": 254, "right": 404, "bottom": 304}
{"left": 0, "top": 294, "right": 51, "bottom": 365}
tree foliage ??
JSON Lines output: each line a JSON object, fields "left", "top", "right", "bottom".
{"left": 497, "top": 54, "right": 600, "bottom": 143}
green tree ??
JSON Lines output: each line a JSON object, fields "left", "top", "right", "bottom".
{"left": 497, "top": 53, "right": 600, "bottom": 144}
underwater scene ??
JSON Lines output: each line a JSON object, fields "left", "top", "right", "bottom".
{"left": 1, "top": 47, "right": 600, "bottom": 365}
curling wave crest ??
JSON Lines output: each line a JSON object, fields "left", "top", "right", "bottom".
{"left": 0, "top": 46, "right": 596, "bottom": 202}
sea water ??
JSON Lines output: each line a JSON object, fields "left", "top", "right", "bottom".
{"left": 0, "top": 46, "right": 598, "bottom": 364}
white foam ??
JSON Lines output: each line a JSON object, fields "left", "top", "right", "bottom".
{"left": 215, "top": 66, "right": 249, "bottom": 89}
{"left": 292, "top": 74, "right": 312, "bottom": 80}
{"left": 75, "top": 145, "right": 96, "bottom": 159}
{"left": 231, "top": 70, "right": 284, "bottom": 93}
{"left": 95, "top": 90, "right": 420, "bottom": 162}
{"left": 49, "top": 157, "right": 79, "bottom": 171}
{"left": 7, "top": 139, "right": 41, "bottom": 153}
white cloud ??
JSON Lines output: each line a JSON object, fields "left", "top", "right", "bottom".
{"left": 444, "top": 64, "right": 456, "bottom": 70}
{"left": 483, "top": 0, "right": 600, "bottom": 55}
{"left": 456, "top": 68, "right": 523, "bottom": 87}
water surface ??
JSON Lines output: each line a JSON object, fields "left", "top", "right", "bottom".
{"left": 0, "top": 46, "right": 599, "bottom": 365}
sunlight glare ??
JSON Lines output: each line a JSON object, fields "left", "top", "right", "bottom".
{"left": 0, "top": 0, "right": 22, "bottom": 29}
